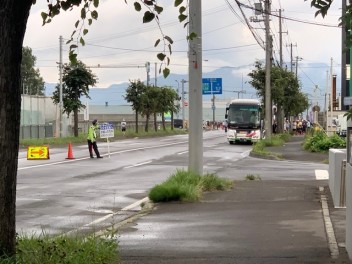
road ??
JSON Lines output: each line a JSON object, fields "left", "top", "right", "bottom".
{"left": 17, "top": 130, "right": 247, "bottom": 235}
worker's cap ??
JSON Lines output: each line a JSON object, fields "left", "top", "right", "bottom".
{"left": 92, "top": 119, "right": 97, "bottom": 124}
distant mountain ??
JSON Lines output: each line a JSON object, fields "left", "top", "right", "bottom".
{"left": 44, "top": 63, "right": 332, "bottom": 107}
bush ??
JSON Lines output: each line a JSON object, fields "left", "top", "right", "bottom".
{"left": 148, "top": 170, "right": 232, "bottom": 203}
{"left": 303, "top": 131, "right": 346, "bottom": 152}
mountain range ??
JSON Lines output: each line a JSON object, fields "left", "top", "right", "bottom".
{"left": 44, "top": 64, "right": 334, "bottom": 108}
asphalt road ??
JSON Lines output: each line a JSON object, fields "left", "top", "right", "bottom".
{"left": 17, "top": 130, "right": 248, "bottom": 235}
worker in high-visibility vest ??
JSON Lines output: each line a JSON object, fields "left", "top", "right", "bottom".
{"left": 87, "top": 119, "right": 103, "bottom": 158}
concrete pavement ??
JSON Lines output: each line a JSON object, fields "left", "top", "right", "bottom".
{"left": 117, "top": 136, "right": 350, "bottom": 264}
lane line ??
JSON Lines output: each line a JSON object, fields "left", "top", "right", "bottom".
{"left": 124, "top": 161, "right": 152, "bottom": 169}
{"left": 177, "top": 151, "right": 188, "bottom": 155}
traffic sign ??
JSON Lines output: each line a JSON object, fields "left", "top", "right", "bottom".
{"left": 202, "top": 78, "right": 222, "bottom": 95}
{"left": 100, "top": 123, "right": 114, "bottom": 138}
{"left": 27, "top": 146, "right": 50, "bottom": 160}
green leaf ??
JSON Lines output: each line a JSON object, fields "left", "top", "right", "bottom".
{"left": 81, "top": 8, "right": 86, "bottom": 19}
{"left": 93, "top": 0, "right": 99, "bottom": 8}
{"left": 163, "top": 68, "right": 170, "bottom": 78}
{"left": 75, "top": 20, "right": 80, "bottom": 28}
{"left": 157, "top": 53, "right": 166, "bottom": 61}
{"left": 83, "top": 29, "right": 88, "bottom": 35}
{"left": 134, "top": 2, "right": 141, "bottom": 11}
{"left": 154, "top": 39, "right": 161, "bottom": 47}
{"left": 154, "top": 5, "right": 163, "bottom": 14}
{"left": 178, "top": 14, "right": 187, "bottom": 22}
{"left": 144, "top": 0, "right": 154, "bottom": 6}
{"left": 88, "top": 18, "right": 93, "bottom": 25}
{"left": 164, "top": 36, "right": 173, "bottom": 44}
{"left": 41, "top": 12, "right": 48, "bottom": 21}
{"left": 69, "top": 51, "right": 78, "bottom": 64}
{"left": 168, "top": 44, "right": 172, "bottom": 55}
{"left": 69, "top": 44, "right": 78, "bottom": 50}
{"left": 80, "top": 37, "right": 85, "bottom": 46}
{"left": 188, "top": 32, "right": 197, "bottom": 40}
{"left": 91, "top": 10, "right": 98, "bottom": 19}
{"left": 174, "top": 0, "right": 183, "bottom": 7}
{"left": 143, "top": 11, "right": 155, "bottom": 23}
{"left": 179, "top": 6, "right": 186, "bottom": 14}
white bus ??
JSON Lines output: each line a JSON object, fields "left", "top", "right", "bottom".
{"left": 225, "top": 99, "right": 264, "bottom": 144}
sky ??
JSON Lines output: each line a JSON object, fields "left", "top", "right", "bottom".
{"left": 24, "top": 0, "right": 342, "bottom": 105}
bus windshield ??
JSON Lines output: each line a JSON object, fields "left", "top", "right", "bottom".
{"left": 227, "top": 105, "right": 260, "bottom": 126}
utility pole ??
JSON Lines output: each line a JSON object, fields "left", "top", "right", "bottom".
{"left": 279, "top": 9, "right": 283, "bottom": 68}
{"left": 295, "top": 56, "right": 303, "bottom": 76}
{"left": 264, "top": 0, "right": 272, "bottom": 138}
{"left": 181, "top": 79, "right": 187, "bottom": 127}
{"left": 145, "top": 62, "right": 150, "bottom": 86}
{"left": 188, "top": 0, "right": 203, "bottom": 175}
{"left": 286, "top": 43, "right": 297, "bottom": 72}
{"left": 330, "top": 57, "right": 333, "bottom": 134}
{"left": 59, "top": 35, "right": 63, "bottom": 138}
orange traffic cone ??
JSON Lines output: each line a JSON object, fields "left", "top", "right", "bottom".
{"left": 66, "top": 143, "right": 75, "bottom": 159}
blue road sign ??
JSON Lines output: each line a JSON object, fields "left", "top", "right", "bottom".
{"left": 202, "top": 78, "right": 222, "bottom": 95}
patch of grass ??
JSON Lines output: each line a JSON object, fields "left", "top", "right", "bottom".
{"left": 251, "top": 134, "right": 288, "bottom": 159}
{"left": 148, "top": 169, "right": 233, "bottom": 203}
{"left": 0, "top": 234, "right": 119, "bottom": 264}
{"left": 245, "top": 174, "right": 261, "bottom": 181}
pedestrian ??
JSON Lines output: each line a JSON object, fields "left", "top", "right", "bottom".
{"left": 87, "top": 119, "right": 103, "bottom": 158}
{"left": 121, "top": 119, "right": 127, "bottom": 136}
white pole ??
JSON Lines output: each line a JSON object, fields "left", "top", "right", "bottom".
{"left": 326, "top": 70, "right": 329, "bottom": 131}
{"left": 188, "top": 0, "right": 203, "bottom": 175}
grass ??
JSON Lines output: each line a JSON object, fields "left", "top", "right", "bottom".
{"left": 245, "top": 174, "right": 261, "bottom": 181}
{"left": 0, "top": 234, "right": 119, "bottom": 264}
{"left": 19, "top": 127, "right": 187, "bottom": 148}
{"left": 148, "top": 169, "right": 233, "bottom": 203}
{"left": 251, "top": 134, "right": 289, "bottom": 159}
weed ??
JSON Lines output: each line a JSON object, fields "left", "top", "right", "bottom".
{"left": 245, "top": 174, "right": 261, "bottom": 181}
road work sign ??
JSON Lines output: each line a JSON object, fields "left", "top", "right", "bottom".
{"left": 27, "top": 146, "right": 50, "bottom": 160}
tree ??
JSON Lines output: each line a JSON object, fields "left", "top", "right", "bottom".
{"left": 158, "top": 87, "right": 180, "bottom": 131}
{"left": 248, "top": 61, "right": 309, "bottom": 126}
{"left": 21, "top": 47, "right": 45, "bottom": 95}
{"left": 52, "top": 61, "right": 97, "bottom": 137}
{"left": 124, "top": 80, "right": 147, "bottom": 134}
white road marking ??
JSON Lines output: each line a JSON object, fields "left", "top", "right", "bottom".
{"left": 64, "top": 197, "right": 149, "bottom": 235}
{"left": 177, "top": 151, "right": 188, "bottom": 155}
{"left": 315, "top": 169, "right": 329, "bottom": 180}
{"left": 124, "top": 161, "right": 152, "bottom": 169}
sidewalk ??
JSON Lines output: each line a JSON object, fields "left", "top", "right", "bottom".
{"left": 118, "top": 136, "right": 350, "bottom": 264}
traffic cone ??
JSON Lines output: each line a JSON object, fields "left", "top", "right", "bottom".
{"left": 66, "top": 143, "right": 75, "bottom": 159}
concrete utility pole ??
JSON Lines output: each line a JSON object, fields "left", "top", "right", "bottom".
{"left": 181, "top": 79, "right": 187, "bottom": 127}
{"left": 145, "top": 62, "right": 150, "bottom": 86}
{"left": 295, "top": 56, "right": 303, "bottom": 76}
{"left": 188, "top": 0, "right": 203, "bottom": 175}
{"left": 264, "top": 0, "right": 272, "bottom": 138}
{"left": 59, "top": 35, "right": 63, "bottom": 138}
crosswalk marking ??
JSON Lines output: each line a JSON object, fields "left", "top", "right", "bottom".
{"left": 315, "top": 169, "right": 329, "bottom": 180}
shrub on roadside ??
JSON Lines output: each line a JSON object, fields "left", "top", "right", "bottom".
{"left": 148, "top": 170, "right": 233, "bottom": 203}
{"left": 303, "top": 131, "right": 346, "bottom": 152}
